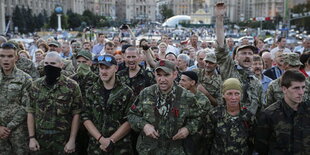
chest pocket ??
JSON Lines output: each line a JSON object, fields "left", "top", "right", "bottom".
{"left": 7, "top": 83, "right": 22, "bottom": 101}
{"left": 56, "top": 95, "right": 71, "bottom": 115}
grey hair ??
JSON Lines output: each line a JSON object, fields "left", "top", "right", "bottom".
{"left": 178, "top": 54, "right": 190, "bottom": 65}
{"left": 196, "top": 49, "right": 207, "bottom": 56}
{"left": 45, "top": 51, "right": 62, "bottom": 63}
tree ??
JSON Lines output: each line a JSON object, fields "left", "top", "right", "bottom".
{"left": 49, "top": 12, "right": 68, "bottom": 30}
{"left": 67, "top": 10, "right": 82, "bottom": 29}
{"left": 160, "top": 4, "right": 174, "bottom": 22}
{"left": 12, "top": 6, "right": 25, "bottom": 33}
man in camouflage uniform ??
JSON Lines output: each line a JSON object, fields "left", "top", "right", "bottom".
{"left": 7, "top": 40, "right": 39, "bottom": 79}
{"left": 266, "top": 53, "right": 310, "bottom": 106}
{"left": 0, "top": 42, "right": 32, "bottom": 155}
{"left": 27, "top": 52, "right": 83, "bottom": 154}
{"left": 82, "top": 55, "right": 135, "bottom": 154}
{"left": 214, "top": 4, "right": 263, "bottom": 114}
{"left": 37, "top": 40, "right": 76, "bottom": 77}
{"left": 255, "top": 70, "right": 310, "bottom": 154}
{"left": 70, "top": 50, "right": 98, "bottom": 97}
{"left": 204, "top": 78, "right": 255, "bottom": 155}
{"left": 194, "top": 52, "right": 223, "bottom": 107}
{"left": 70, "top": 50, "right": 97, "bottom": 155}
{"left": 179, "top": 71, "right": 212, "bottom": 155}
{"left": 118, "top": 46, "right": 155, "bottom": 96}
{"left": 128, "top": 60, "right": 200, "bottom": 155}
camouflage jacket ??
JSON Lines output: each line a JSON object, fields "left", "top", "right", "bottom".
{"left": 70, "top": 70, "right": 98, "bottom": 98}
{"left": 26, "top": 74, "right": 83, "bottom": 133}
{"left": 255, "top": 99, "right": 310, "bottom": 154}
{"left": 128, "top": 84, "right": 200, "bottom": 155}
{"left": 16, "top": 57, "right": 39, "bottom": 80}
{"left": 81, "top": 76, "right": 135, "bottom": 136}
{"left": 0, "top": 67, "right": 32, "bottom": 129}
{"left": 37, "top": 59, "right": 76, "bottom": 77}
{"left": 195, "top": 91, "right": 212, "bottom": 130}
{"left": 117, "top": 66, "right": 155, "bottom": 96}
{"left": 194, "top": 68, "right": 223, "bottom": 105}
{"left": 266, "top": 78, "right": 310, "bottom": 107}
{"left": 203, "top": 105, "right": 255, "bottom": 155}
{"left": 215, "top": 46, "right": 264, "bottom": 114}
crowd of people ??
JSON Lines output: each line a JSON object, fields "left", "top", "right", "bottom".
{"left": 1, "top": 3, "right": 310, "bottom": 155}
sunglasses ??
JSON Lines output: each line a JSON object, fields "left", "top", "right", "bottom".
{"left": 97, "top": 55, "right": 113, "bottom": 62}
{"left": 1, "top": 43, "right": 17, "bottom": 49}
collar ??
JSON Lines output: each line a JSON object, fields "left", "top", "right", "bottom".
{"left": 281, "top": 99, "right": 306, "bottom": 118}
{"left": 236, "top": 64, "right": 256, "bottom": 78}
{"left": 155, "top": 83, "right": 176, "bottom": 97}
{"left": 0, "top": 66, "right": 18, "bottom": 80}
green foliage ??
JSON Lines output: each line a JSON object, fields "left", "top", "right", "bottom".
{"left": 160, "top": 4, "right": 174, "bottom": 21}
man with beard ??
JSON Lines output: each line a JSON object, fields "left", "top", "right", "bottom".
{"left": 27, "top": 52, "right": 82, "bottom": 154}
{"left": 128, "top": 60, "right": 200, "bottom": 155}
{"left": 118, "top": 46, "right": 155, "bottom": 96}
{"left": 0, "top": 42, "right": 32, "bottom": 155}
{"left": 255, "top": 70, "right": 310, "bottom": 154}
{"left": 251, "top": 55, "right": 272, "bottom": 94}
{"left": 266, "top": 53, "right": 310, "bottom": 107}
{"left": 82, "top": 55, "right": 135, "bottom": 154}
{"left": 214, "top": 3, "right": 263, "bottom": 114}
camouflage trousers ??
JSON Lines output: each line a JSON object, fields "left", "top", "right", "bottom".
{"left": 0, "top": 125, "right": 28, "bottom": 155}
{"left": 87, "top": 135, "right": 133, "bottom": 155}
{"left": 30, "top": 132, "right": 76, "bottom": 155}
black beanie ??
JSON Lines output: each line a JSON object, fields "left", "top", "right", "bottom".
{"left": 182, "top": 71, "right": 198, "bottom": 84}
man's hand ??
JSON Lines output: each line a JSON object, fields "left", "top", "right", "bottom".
{"left": 172, "top": 127, "right": 189, "bottom": 140}
{"left": 0, "top": 126, "right": 10, "bottom": 139}
{"left": 214, "top": 2, "right": 226, "bottom": 17}
{"left": 99, "top": 137, "right": 111, "bottom": 152}
{"left": 29, "top": 138, "right": 40, "bottom": 151}
{"left": 143, "top": 124, "right": 159, "bottom": 139}
{"left": 64, "top": 139, "right": 76, "bottom": 153}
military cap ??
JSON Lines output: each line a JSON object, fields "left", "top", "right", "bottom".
{"left": 48, "top": 40, "right": 60, "bottom": 47}
{"left": 222, "top": 78, "right": 242, "bottom": 93}
{"left": 76, "top": 50, "right": 92, "bottom": 60}
{"left": 283, "top": 53, "right": 302, "bottom": 66}
{"left": 155, "top": 59, "right": 176, "bottom": 73}
{"left": 236, "top": 45, "right": 257, "bottom": 53}
{"left": 204, "top": 52, "right": 217, "bottom": 63}
{"left": 94, "top": 54, "right": 117, "bottom": 66}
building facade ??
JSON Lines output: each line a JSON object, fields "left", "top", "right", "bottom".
{"left": 125, "top": 0, "right": 156, "bottom": 22}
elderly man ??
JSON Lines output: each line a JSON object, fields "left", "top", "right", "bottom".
{"left": 27, "top": 52, "right": 83, "bottom": 154}
{"left": 128, "top": 60, "right": 200, "bottom": 155}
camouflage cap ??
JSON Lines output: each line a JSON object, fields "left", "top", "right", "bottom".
{"left": 76, "top": 50, "right": 92, "bottom": 60}
{"left": 155, "top": 60, "right": 176, "bottom": 73}
{"left": 236, "top": 45, "right": 257, "bottom": 53}
{"left": 48, "top": 40, "right": 60, "bottom": 47}
{"left": 204, "top": 52, "right": 217, "bottom": 63}
{"left": 282, "top": 53, "right": 302, "bottom": 66}
{"left": 6, "top": 40, "right": 20, "bottom": 51}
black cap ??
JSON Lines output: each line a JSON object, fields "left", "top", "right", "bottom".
{"left": 182, "top": 71, "right": 198, "bottom": 84}
{"left": 94, "top": 55, "right": 117, "bottom": 66}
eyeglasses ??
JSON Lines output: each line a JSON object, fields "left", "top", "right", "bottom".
{"left": 1, "top": 43, "right": 17, "bottom": 49}
{"left": 97, "top": 55, "right": 113, "bottom": 62}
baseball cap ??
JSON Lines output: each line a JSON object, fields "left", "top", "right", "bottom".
{"left": 236, "top": 45, "right": 257, "bottom": 53}
{"left": 94, "top": 55, "right": 117, "bottom": 66}
{"left": 76, "top": 50, "right": 92, "bottom": 60}
{"left": 283, "top": 53, "right": 302, "bottom": 66}
{"left": 48, "top": 40, "right": 60, "bottom": 47}
{"left": 204, "top": 52, "right": 217, "bottom": 63}
{"left": 155, "top": 60, "right": 176, "bottom": 73}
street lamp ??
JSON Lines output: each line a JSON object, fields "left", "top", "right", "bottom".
{"left": 55, "top": 6, "right": 63, "bottom": 32}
